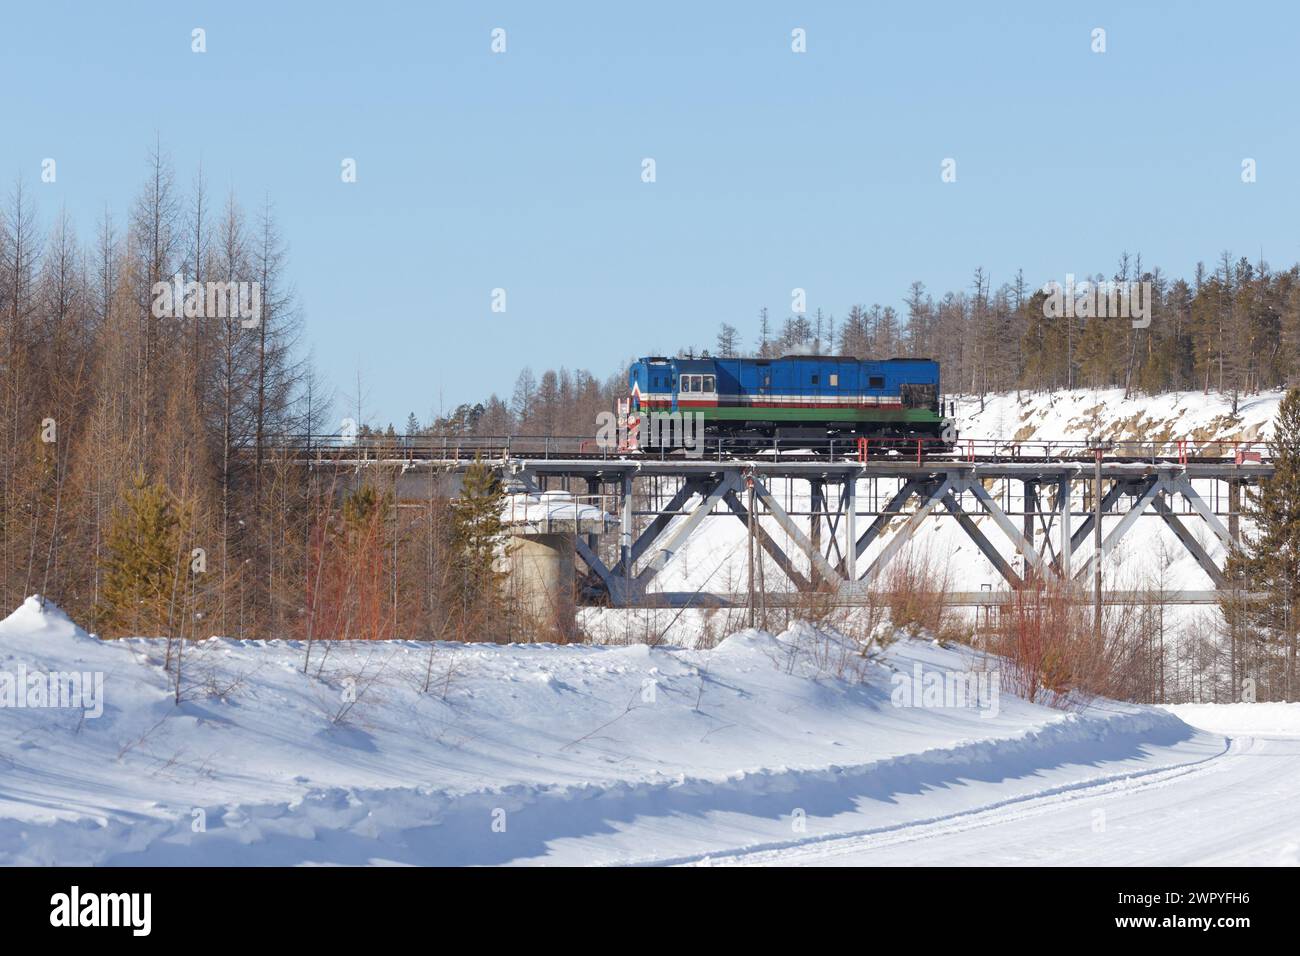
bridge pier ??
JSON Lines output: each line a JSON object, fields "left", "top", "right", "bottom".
{"left": 500, "top": 490, "right": 618, "bottom": 639}
{"left": 505, "top": 533, "right": 578, "bottom": 640}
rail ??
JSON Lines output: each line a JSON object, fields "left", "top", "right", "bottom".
{"left": 248, "top": 434, "right": 1271, "bottom": 465}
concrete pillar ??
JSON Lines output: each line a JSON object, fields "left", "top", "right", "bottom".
{"left": 506, "top": 532, "right": 577, "bottom": 640}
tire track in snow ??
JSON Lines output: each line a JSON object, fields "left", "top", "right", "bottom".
{"left": 646, "top": 736, "right": 1241, "bottom": 867}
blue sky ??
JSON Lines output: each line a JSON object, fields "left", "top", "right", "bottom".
{"left": 3, "top": 1, "right": 1297, "bottom": 426}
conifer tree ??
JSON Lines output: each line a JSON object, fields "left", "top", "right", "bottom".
{"left": 450, "top": 460, "right": 505, "bottom": 613}
{"left": 1226, "top": 387, "right": 1300, "bottom": 698}
{"left": 96, "top": 471, "right": 183, "bottom": 637}
{"left": 341, "top": 483, "right": 389, "bottom": 532}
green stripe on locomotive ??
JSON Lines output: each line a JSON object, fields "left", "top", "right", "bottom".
{"left": 694, "top": 406, "right": 944, "bottom": 425}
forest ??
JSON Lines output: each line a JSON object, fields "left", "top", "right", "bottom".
{"left": 0, "top": 146, "right": 513, "bottom": 648}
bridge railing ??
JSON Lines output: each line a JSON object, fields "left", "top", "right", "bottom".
{"left": 256, "top": 433, "right": 1268, "bottom": 464}
{"left": 856, "top": 437, "right": 1266, "bottom": 464}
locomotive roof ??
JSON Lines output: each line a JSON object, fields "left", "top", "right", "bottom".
{"left": 772, "top": 354, "right": 936, "bottom": 362}
{"left": 636, "top": 354, "right": 935, "bottom": 364}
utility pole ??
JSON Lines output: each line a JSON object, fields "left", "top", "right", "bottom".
{"left": 1093, "top": 441, "right": 1112, "bottom": 639}
{"left": 747, "top": 474, "right": 756, "bottom": 630}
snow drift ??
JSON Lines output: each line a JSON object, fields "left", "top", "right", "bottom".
{"left": 0, "top": 596, "right": 1229, "bottom": 866}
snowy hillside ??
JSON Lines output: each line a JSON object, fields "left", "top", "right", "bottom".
{"left": 953, "top": 388, "right": 1280, "bottom": 448}
{"left": 2, "top": 596, "right": 1272, "bottom": 866}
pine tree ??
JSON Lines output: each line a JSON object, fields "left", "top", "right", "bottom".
{"left": 96, "top": 471, "right": 183, "bottom": 637}
{"left": 1226, "top": 387, "right": 1300, "bottom": 698}
{"left": 450, "top": 460, "right": 506, "bottom": 614}
{"left": 341, "top": 483, "right": 388, "bottom": 531}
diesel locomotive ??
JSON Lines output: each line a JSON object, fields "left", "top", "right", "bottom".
{"left": 627, "top": 354, "right": 953, "bottom": 447}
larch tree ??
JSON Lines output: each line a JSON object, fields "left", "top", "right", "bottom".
{"left": 715, "top": 322, "right": 739, "bottom": 357}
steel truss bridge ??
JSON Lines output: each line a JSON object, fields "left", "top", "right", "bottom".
{"left": 268, "top": 435, "right": 1274, "bottom": 609}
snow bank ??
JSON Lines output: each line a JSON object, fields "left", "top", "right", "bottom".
{"left": 0, "top": 598, "right": 1221, "bottom": 865}
{"left": 0, "top": 595, "right": 96, "bottom": 644}
{"left": 1163, "top": 702, "right": 1300, "bottom": 736}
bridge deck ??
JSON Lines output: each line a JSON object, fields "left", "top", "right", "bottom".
{"left": 267, "top": 439, "right": 1273, "bottom": 609}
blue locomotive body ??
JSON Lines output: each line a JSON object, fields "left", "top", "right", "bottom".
{"left": 628, "top": 354, "right": 950, "bottom": 443}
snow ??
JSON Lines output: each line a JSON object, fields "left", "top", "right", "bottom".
{"left": 502, "top": 490, "right": 608, "bottom": 523}
{"left": 1163, "top": 702, "right": 1300, "bottom": 736}
{"left": 501, "top": 490, "right": 617, "bottom": 533}
{"left": 685, "top": 733, "right": 1300, "bottom": 866}
{"left": 953, "top": 388, "right": 1280, "bottom": 448}
{"left": 3, "top": 595, "right": 1264, "bottom": 866}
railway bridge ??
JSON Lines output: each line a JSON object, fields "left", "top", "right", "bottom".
{"left": 267, "top": 435, "right": 1273, "bottom": 610}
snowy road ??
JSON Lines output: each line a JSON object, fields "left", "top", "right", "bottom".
{"left": 682, "top": 734, "right": 1300, "bottom": 867}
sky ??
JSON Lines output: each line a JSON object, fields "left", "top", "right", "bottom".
{"left": 3, "top": 1, "right": 1299, "bottom": 427}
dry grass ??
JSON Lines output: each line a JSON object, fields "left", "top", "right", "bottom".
{"left": 878, "top": 546, "right": 966, "bottom": 643}
{"left": 980, "top": 578, "right": 1168, "bottom": 709}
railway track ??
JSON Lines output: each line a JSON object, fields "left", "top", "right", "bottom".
{"left": 251, "top": 435, "right": 1272, "bottom": 467}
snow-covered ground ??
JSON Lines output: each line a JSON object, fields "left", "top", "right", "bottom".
{"left": 3, "top": 596, "right": 1297, "bottom": 866}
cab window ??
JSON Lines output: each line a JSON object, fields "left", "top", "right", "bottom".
{"left": 869, "top": 375, "right": 885, "bottom": 389}
{"left": 703, "top": 375, "right": 715, "bottom": 392}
